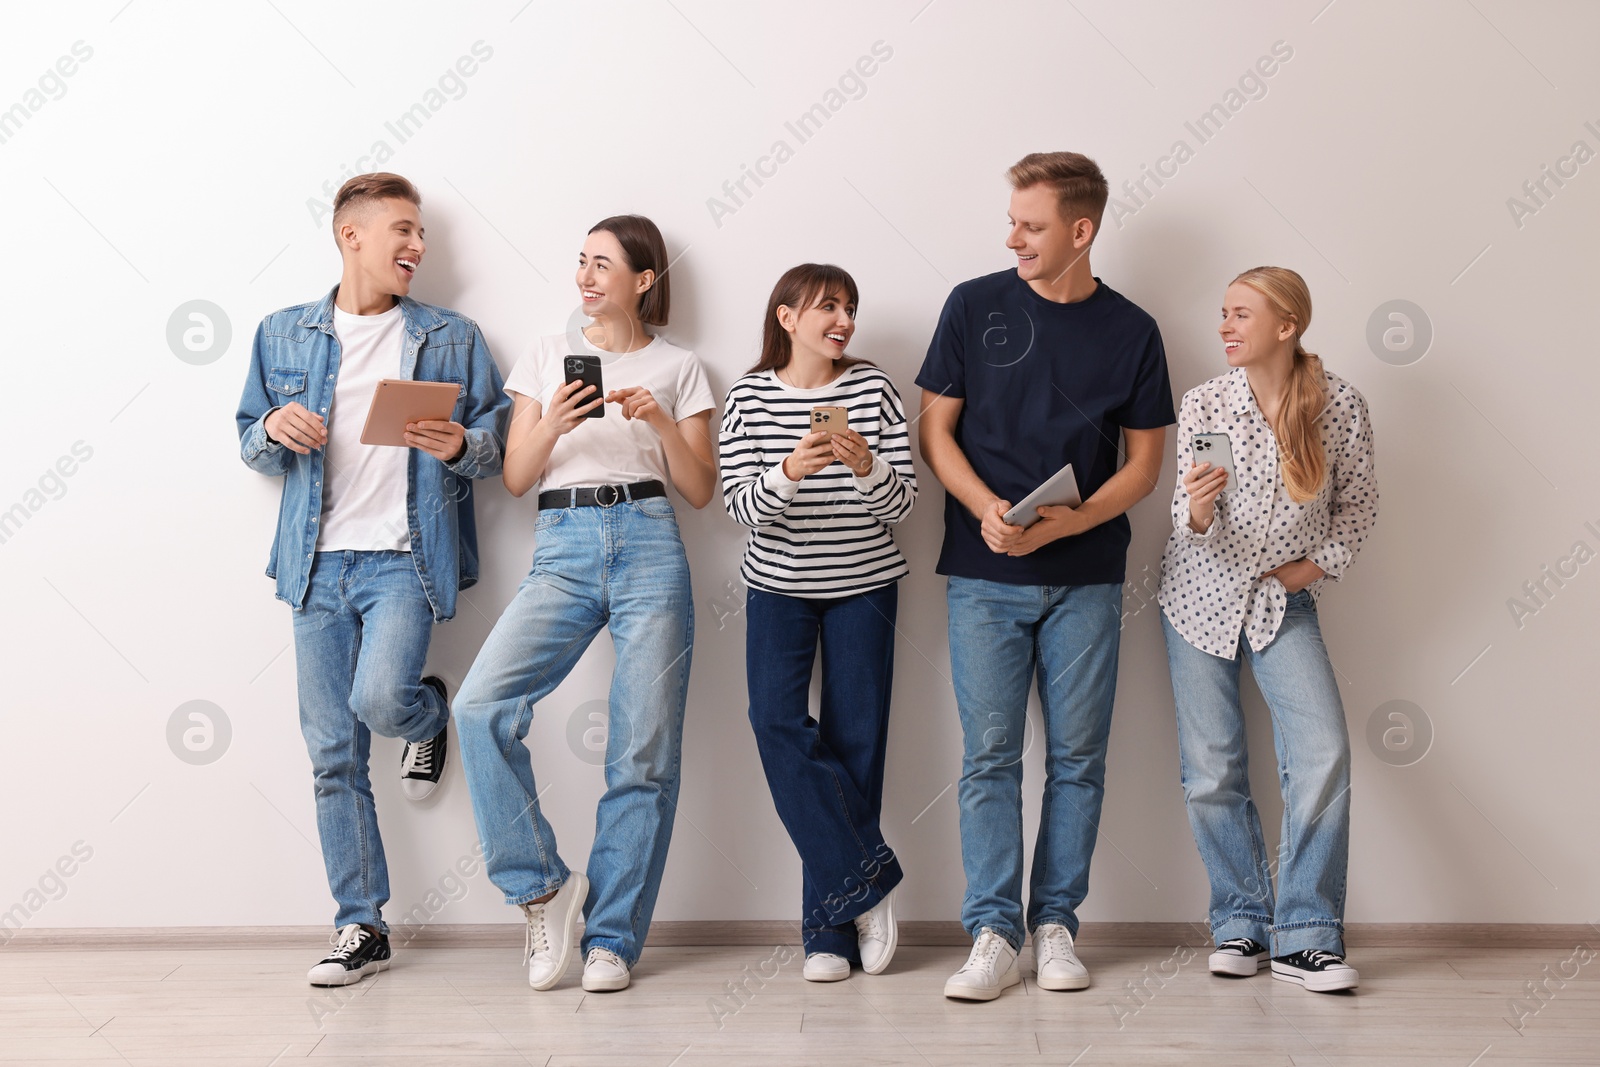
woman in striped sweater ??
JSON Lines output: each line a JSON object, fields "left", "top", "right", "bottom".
{"left": 719, "top": 263, "right": 918, "bottom": 982}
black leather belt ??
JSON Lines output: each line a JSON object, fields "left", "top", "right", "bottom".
{"left": 538, "top": 479, "right": 667, "bottom": 510}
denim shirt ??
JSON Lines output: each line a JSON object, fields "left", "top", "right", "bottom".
{"left": 235, "top": 286, "right": 509, "bottom": 622}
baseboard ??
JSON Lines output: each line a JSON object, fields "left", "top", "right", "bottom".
{"left": 4, "top": 921, "right": 1594, "bottom": 951}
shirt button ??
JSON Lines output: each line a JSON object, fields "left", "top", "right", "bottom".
{"left": 311, "top": 517, "right": 318, "bottom": 523}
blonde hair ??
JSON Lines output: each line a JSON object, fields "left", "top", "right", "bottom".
{"left": 1006, "top": 151, "right": 1109, "bottom": 238}
{"left": 1231, "top": 266, "right": 1326, "bottom": 503}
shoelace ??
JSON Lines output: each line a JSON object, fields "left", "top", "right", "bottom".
{"left": 963, "top": 930, "right": 1005, "bottom": 972}
{"left": 325, "top": 923, "right": 368, "bottom": 961}
{"left": 1301, "top": 949, "right": 1343, "bottom": 968}
{"left": 1218, "top": 937, "right": 1262, "bottom": 954}
{"left": 402, "top": 737, "right": 435, "bottom": 777}
{"left": 854, "top": 904, "right": 884, "bottom": 941}
{"left": 522, "top": 901, "right": 550, "bottom": 964}
{"left": 1036, "top": 926, "right": 1074, "bottom": 963}
{"left": 588, "top": 947, "right": 624, "bottom": 969}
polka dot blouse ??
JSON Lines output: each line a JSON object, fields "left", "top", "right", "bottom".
{"left": 1158, "top": 365, "right": 1378, "bottom": 659}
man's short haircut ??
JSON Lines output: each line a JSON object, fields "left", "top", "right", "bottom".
{"left": 332, "top": 173, "right": 422, "bottom": 236}
{"left": 1007, "top": 152, "right": 1109, "bottom": 240}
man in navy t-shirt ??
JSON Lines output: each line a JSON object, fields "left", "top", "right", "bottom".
{"left": 916, "top": 151, "right": 1175, "bottom": 1001}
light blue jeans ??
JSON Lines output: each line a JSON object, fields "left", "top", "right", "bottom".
{"left": 947, "top": 576, "right": 1123, "bottom": 949}
{"left": 292, "top": 550, "right": 450, "bottom": 932}
{"left": 1161, "top": 588, "right": 1351, "bottom": 957}
{"left": 455, "top": 498, "right": 694, "bottom": 967}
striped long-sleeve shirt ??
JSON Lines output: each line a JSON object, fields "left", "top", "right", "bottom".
{"left": 719, "top": 364, "right": 918, "bottom": 598}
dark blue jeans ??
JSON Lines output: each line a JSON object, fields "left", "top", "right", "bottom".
{"left": 745, "top": 583, "right": 905, "bottom": 959}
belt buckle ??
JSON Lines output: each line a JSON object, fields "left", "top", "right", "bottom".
{"left": 595, "top": 483, "right": 621, "bottom": 508}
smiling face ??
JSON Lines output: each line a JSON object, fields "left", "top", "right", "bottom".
{"left": 576, "top": 229, "right": 653, "bottom": 322}
{"left": 1006, "top": 184, "right": 1090, "bottom": 284}
{"left": 1219, "top": 281, "right": 1297, "bottom": 367}
{"left": 339, "top": 197, "right": 424, "bottom": 299}
{"left": 780, "top": 287, "right": 856, "bottom": 363}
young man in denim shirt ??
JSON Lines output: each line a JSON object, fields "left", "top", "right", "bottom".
{"left": 236, "top": 173, "right": 508, "bottom": 986}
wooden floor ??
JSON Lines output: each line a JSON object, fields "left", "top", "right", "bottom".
{"left": 1, "top": 942, "right": 1595, "bottom": 1065}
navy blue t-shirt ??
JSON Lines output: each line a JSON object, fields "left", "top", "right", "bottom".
{"left": 915, "top": 271, "right": 1176, "bottom": 587}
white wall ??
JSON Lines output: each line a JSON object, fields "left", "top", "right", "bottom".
{"left": 4, "top": 0, "right": 1597, "bottom": 933}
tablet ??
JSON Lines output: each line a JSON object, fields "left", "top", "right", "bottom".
{"left": 1003, "top": 462, "right": 1082, "bottom": 528}
{"left": 359, "top": 379, "right": 461, "bottom": 447}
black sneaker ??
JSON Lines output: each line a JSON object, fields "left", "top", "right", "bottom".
{"left": 401, "top": 677, "right": 450, "bottom": 800}
{"left": 1208, "top": 937, "right": 1269, "bottom": 976}
{"left": 1270, "top": 949, "right": 1358, "bottom": 992}
{"left": 307, "top": 924, "right": 391, "bottom": 986}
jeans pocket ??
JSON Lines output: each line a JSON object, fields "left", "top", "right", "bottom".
{"left": 635, "top": 496, "right": 677, "bottom": 521}
{"left": 534, "top": 507, "right": 567, "bottom": 531}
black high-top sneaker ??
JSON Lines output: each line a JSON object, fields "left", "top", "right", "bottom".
{"left": 1208, "top": 937, "right": 1269, "bottom": 976}
{"left": 307, "top": 924, "right": 391, "bottom": 986}
{"left": 401, "top": 676, "right": 450, "bottom": 800}
{"left": 1270, "top": 949, "right": 1359, "bottom": 992}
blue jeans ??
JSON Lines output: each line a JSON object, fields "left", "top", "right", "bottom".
{"left": 292, "top": 550, "right": 450, "bottom": 932}
{"left": 745, "top": 583, "right": 904, "bottom": 960}
{"left": 946, "top": 576, "right": 1123, "bottom": 949}
{"left": 1161, "top": 589, "right": 1351, "bottom": 957}
{"left": 454, "top": 498, "right": 694, "bottom": 967}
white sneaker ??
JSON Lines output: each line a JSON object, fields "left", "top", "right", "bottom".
{"left": 521, "top": 872, "right": 588, "bottom": 991}
{"left": 1031, "top": 923, "right": 1090, "bottom": 991}
{"left": 802, "top": 952, "right": 851, "bottom": 982}
{"left": 853, "top": 889, "right": 898, "bottom": 975}
{"left": 1270, "top": 949, "right": 1359, "bottom": 992}
{"left": 1209, "top": 937, "right": 1269, "bottom": 977}
{"left": 943, "top": 928, "right": 1020, "bottom": 1001}
{"left": 582, "top": 947, "right": 631, "bottom": 992}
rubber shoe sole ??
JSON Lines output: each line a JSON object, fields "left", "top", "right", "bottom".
{"left": 943, "top": 965, "right": 1021, "bottom": 1001}
{"left": 1270, "top": 958, "right": 1358, "bottom": 992}
{"left": 308, "top": 956, "right": 389, "bottom": 987}
{"left": 1209, "top": 948, "right": 1267, "bottom": 977}
{"left": 1035, "top": 967, "right": 1091, "bottom": 991}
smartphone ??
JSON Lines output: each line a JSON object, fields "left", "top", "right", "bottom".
{"left": 563, "top": 355, "right": 604, "bottom": 418}
{"left": 810, "top": 406, "right": 848, "bottom": 438}
{"left": 1192, "top": 433, "right": 1235, "bottom": 487}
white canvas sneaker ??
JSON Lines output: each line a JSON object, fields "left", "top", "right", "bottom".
{"left": 520, "top": 872, "right": 588, "bottom": 991}
{"left": 1031, "top": 923, "right": 1090, "bottom": 991}
{"left": 943, "top": 928, "right": 1021, "bottom": 1001}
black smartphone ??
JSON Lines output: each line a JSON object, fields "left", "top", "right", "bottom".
{"left": 563, "top": 355, "right": 604, "bottom": 418}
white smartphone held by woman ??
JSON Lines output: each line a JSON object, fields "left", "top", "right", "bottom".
{"left": 1192, "top": 433, "right": 1236, "bottom": 488}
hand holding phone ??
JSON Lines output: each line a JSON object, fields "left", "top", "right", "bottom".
{"left": 1191, "top": 432, "right": 1235, "bottom": 486}
{"left": 810, "top": 406, "right": 847, "bottom": 438}
{"left": 563, "top": 356, "right": 605, "bottom": 419}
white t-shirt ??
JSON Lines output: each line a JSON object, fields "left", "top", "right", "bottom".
{"left": 503, "top": 332, "right": 716, "bottom": 493}
{"left": 318, "top": 304, "right": 411, "bottom": 551}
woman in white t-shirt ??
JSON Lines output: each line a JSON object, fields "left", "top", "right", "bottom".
{"left": 455, "top": 215, "right": 716, "bottom": 995}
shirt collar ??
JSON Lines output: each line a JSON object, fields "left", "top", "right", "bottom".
{"left": 1222, "top": 364, "right": 1334, "bottom": 421}
{"left": 1223, "top": 367, "right": 1257, "bottom": 417}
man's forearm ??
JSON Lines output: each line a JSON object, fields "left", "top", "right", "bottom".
{"left": 920, "top": 429, "right": 994, "bottom": 519}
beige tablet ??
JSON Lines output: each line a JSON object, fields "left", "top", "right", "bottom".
{"left": 359, "top": 379, "right": 461, "bottom": 446}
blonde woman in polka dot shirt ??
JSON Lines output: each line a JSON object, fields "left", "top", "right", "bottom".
{"left": 1157, "top": 266, "right": 1377, "bottom": 994}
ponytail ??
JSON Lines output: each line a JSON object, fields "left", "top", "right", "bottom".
{"left": 1231, "top": 266, "right": 1327, "bottom": 503}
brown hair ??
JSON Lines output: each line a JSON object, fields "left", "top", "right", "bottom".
{"left": 1007, "top": 151, "right": 1110, "bottom": 240}
{"left": 749, "top": 264, "right": 873, "bottom": 375}
{"left": 1231, "top": 266, "right": 1328, "bottom": 503}
{"left": 332, "top": 172, "right": 421, "bottom": 234}
{"left": 588, "top": 214, "right": 671, "bottom": 326}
